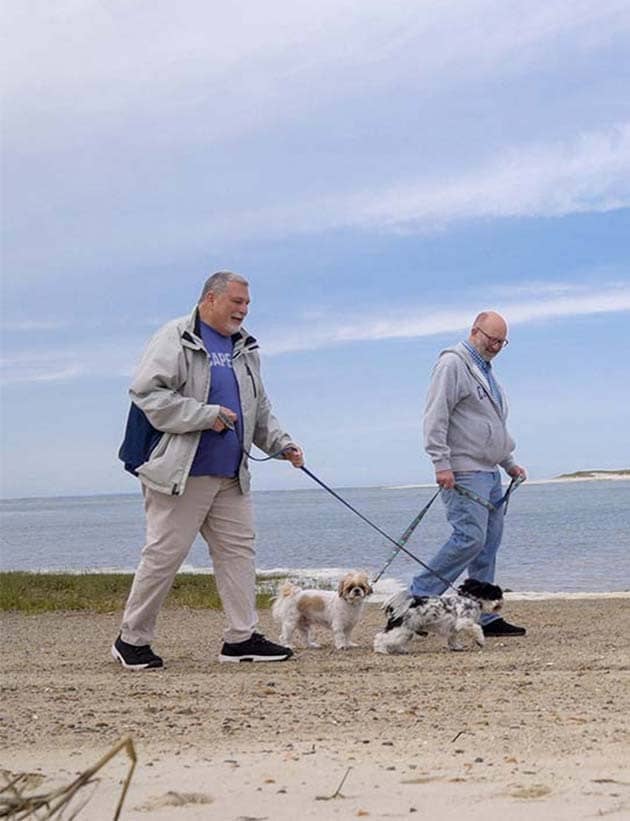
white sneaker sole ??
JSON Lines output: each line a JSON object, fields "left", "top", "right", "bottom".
{"left": 111, "top": 644, "right": 163, "bottom": 670}
{"left": 218, "top": 653, "right": 292, "bottom": 663}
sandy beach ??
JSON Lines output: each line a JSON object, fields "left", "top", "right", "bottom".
{"left": 2, "top": 596, "right": 629, "bottom": 819}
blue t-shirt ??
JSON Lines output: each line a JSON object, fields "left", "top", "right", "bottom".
{"left": 189, "top": 322, "right": 243, "bottom": 477}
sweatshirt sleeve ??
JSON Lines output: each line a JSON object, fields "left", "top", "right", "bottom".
{"left": 423, "top": 354, "right": 462, "bottom": 472}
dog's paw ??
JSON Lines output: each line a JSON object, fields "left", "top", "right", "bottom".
{"left": 306, "top": 641, "right": 321, "bottom": 649}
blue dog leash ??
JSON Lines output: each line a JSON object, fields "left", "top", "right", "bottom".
{"left": 372, "top": 488, "right": 441, "bottom": 583}
{"left": 374, "top": 478, "right": 525, "bottom": 581}
{"left": 454, "top": 475, "right": 525, "bottom": 515}
{"left": 299, "top": 465, "right": 459, "bottom": 593}
{"left": 453, "top": 483, "right": 496, "bottom": 512}
{"left": 224, "top": 412, "right": 523, "bottom": 586}
{"left": 499, "top": 474, "right": 526, "bottom": 515}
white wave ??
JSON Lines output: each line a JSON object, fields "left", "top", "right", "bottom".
{"left": 383, "top": 483, "right": 436, "bottom": 490}
{"left": 505, "top": 590, "right": 630, "bottom": 600}
{"left": 526, "top": 475, "right": 630, "bottom": 484}
{"left": 257, "top": 566, "right": 350, "bottom": 581}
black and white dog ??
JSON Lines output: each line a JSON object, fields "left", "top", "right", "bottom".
{"left": 373, "top": 578, "right": 504, "bottom": 653}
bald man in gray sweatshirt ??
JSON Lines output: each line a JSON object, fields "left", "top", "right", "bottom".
{"left": 410, "top": 311, "right": 527, "bottom": 637}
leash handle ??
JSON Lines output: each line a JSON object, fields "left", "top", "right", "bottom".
{"left": 453, "top": 475, "right": 525, "bottom": 515}
{"left": 244, "top": 447, "right": 288, "bottom": 462}
{"left": 300, "top": 466, "right": 459, "bottom": 593}
{"left": 453, "top": 483, "right": 496, "bottom": 512}
{"left": 372, "top": 488, "right": 441, "bottom": 583}
{"left": 499, "top": 474, "right": 525, "bottom": 515}
{"left": 217, "top": 410, "right": 236, "bottom": 430}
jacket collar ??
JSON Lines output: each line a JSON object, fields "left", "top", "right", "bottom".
{"left": 180, "top": 307, "right": 258, "bottom": 355}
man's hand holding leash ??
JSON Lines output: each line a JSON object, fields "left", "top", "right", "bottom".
{"left": 283, "top": 446, "right": 305, "bottom": 468}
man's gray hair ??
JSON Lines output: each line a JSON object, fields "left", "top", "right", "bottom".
{"left": 199, "top": 271, "right": 249, "bottom": 303}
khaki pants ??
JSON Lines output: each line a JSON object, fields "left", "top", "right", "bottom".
{"left": 121, "top": 476, "right": 256, "bottom": 646}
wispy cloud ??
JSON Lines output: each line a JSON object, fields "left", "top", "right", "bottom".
{"left": 4, "top": 2, "right": 629, "bottom": 281}
{"left": 206, "top": 124, "right": 630, "bottom": 240}
{"left": 0, "top": 345, "right": 137, "bottom": 386}
{"left": 5, "top": 1, "right": 628, "bottom": 139}
{"left": 0, "top": 351, "right": 86, "bottom": 385}
{"left": 5, "top": 281, "right": 628, "bottom": 382}
{"left": 351, "top": 126, "right": 630, "bottom": 230}
{"left": 1, "top": 320, "right": 69, "bottom": 332}
{"left": 263, "top": 282, "right": 630, "bottom": 354}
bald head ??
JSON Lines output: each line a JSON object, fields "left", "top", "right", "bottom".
{"left": 469, "top": 311, "right": 509, "bottom": 361}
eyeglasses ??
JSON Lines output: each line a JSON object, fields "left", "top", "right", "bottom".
{"left": 474, "top": 327, "right": 509, "bottom": 348}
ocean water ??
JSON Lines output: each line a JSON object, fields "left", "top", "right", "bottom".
{"left": 1, "top": 480, "right": 629, "bottom": 595}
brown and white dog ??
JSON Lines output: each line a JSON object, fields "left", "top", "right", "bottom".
{"left": 271, "top": 572, "right": 373, "bottom": 649}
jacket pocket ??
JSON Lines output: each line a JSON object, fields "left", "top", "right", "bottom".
{"left": 484, "top": 424, "right": 511, "bottom": 465}
{"left": 464, "top": 419, "right": 493, "bottom": 449}
{"left": 137, "top": 430, "right": 200, "bottom": 493}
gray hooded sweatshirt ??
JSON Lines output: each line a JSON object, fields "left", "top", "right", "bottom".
{"left": 423, "top": 342, "right": 517, "bottom": 474}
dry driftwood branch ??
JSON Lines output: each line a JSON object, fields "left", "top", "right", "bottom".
{"left": 0, "top": 737, "right": 137, "bottom": 820}
{"left": 315, "top": 766, "right": 352, "bottom": 801}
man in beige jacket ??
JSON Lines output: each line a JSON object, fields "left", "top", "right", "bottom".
{"left": 114, "top": 271, "right": 304, "bottom": 668}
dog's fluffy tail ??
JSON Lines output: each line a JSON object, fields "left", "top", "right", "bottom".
{"left": 271, "top": 580, "right": 301, "bottom": 621}
{"left": 276, "top": 581, "right": 301, "bottom": 599}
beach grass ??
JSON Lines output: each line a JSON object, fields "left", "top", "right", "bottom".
{"left": 0, "top": 572, "right": 280, "bottom": 614}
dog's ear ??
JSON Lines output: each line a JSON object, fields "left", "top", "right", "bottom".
{"left": 356, "top": 572, "right": 373, "bottom": 595}
{"left": 459, "top": 578, "right": 480, "bottom": 595}
{"left": 337, "top": 577, "right": 346, "bottom": 597}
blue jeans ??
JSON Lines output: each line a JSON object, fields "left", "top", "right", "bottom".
{"left": 409, "top": 470, "right": 504, "bottom": 624}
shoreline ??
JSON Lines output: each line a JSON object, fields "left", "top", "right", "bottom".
{"left": 2, "top": 473, "right": 629, "bottom": 503}
{"left": 387, "top": 474, "right": 630, "bottom": 489}
{"left": 1, "top": 569, "right": 628, "bottom": 603}
{"left": 2, "top": 597, "right": 629, "bottom": 819}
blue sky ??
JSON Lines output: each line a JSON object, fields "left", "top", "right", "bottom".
{"left": 2, "top": 0, "right": 630, "bottom": 498}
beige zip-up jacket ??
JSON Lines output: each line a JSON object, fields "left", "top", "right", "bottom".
{"left": 129, "top": 307, "right": 295, "bottom": 495}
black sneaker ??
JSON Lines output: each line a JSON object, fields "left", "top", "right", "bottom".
{"left": 111, "top": 634, "right": 163, "bottom": 669}
{"left": 218, "top": 631, "right": 293, "bottom": 663}
{"left": 482, "top": 618, "right": 527, "bottom": 637}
